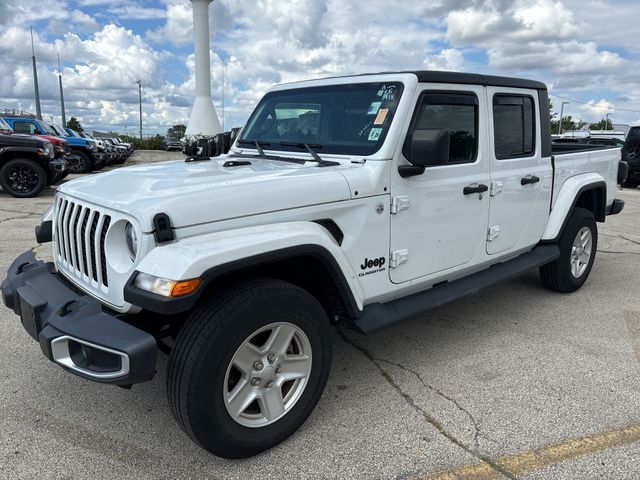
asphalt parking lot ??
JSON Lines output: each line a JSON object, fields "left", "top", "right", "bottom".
{"left": 1, "top": 151, "right": 639, "bottom": 479}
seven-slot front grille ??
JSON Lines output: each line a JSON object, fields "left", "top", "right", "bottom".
{"left": 55, "top": 197, "right": 111, "bottom": 288}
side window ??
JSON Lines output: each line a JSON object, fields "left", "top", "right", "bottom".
{"left": 404, "top": 92, "right": 478, "bottom": 164}
{"left": 13, "top": 122, "right": 36, "bottom": 135}
{"left": 493, "top": 95, "right": 535, "bottom": 159}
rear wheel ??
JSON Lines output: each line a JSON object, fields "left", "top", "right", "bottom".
{"left": 0, "top": 158, "right": 46, "bottom": 198}
{"left": 167, "top": 279, "right": 332, "bottom": 458}
{"left": 623, "top": 174, "right": 639, "bottom": 189}
{"left": 540, "top": 207, "right": 597, "bottom": 293}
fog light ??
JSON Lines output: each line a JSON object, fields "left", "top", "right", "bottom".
{"left": 69, "top": 340, "right": 93, "bottom": 368}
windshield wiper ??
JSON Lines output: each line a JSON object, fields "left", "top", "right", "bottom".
{"left": 279, "top": 142, "right": 339, "bottom": 166}
{"left": 236, "top": 139, "right": 270, "bottom": 158}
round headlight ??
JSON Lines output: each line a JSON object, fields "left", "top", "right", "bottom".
{"left": 125, "top": 223, "right": 138, "bottom": 261}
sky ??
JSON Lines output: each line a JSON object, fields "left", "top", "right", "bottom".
{"left": 0, "top": 0, "right": 639, "bottom": 135}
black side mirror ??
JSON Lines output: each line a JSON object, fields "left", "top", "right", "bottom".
{"left": 399, "top": 129, "right": 450, "bottom": 178}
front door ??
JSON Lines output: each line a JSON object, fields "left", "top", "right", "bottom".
{"left": 389, "top": 85, "right": 490, "bottom": 284}
{"left": 485, "top": 88, "right": 553, "bottom": 255}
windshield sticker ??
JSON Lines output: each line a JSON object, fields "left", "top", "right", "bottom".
{"left": 374, "top": 108, "right": 389, "bottom": 125}
{"left": 377, "top": 84, "right": 398, "bottom": 101}
{"left": 368, "top": 128, "right": 382, "bottom": 141}
{"left": 368, "top": 101, "right": 382, "bottom": 115}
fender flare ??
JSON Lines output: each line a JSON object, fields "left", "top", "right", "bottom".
{"left": 0, "top": 145, "right": 41, "bottom": 157}
{"left": 542, "top": 173, "right": 606, "bottom": 241}
{"left": 124, "top": 222, "right": 364, "bottom": 316}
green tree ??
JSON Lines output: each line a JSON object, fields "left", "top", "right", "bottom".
{"left": 118, "top": 133, "right": 165, "bottom": 150}
{"left": 549, "top": 100, "right": 587, "bottom": 133}
{"left": 167, "top": 124, "right": 186, "bottom": 139}
{"left": 67, "top": 117, "right": 84, "bottom": 133}
{"left": 589, "top": 118, "right": 613, "bottom": 130}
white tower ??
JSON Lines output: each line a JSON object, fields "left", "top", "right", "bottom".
{"left": 185, "top": 0, "right": 222, "bottom": 137}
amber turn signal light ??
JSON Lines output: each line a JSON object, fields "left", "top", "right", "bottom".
{"left": 169, "top": 278, "right": 202, "bottom": 297}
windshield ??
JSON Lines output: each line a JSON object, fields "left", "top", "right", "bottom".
{"left": 38, "top": 121, "right": 57, "bottom": 135}
{"left": 0, "top": 117, "right": 13, "bottom": 132}
{"left": 239, "top": 82, "right": 404, "bottom": 156}
{"left": 47, "top": 124, "right": 64, "bottom": 136}
{"left": 65, "top": 128, "right": 80, "bottom": 137}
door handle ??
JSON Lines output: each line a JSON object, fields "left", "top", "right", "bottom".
{"left": 463, "top": 184, "right": 489, "bottom": 195}
{"left": 521, "top": 175, "right": 540, "bottom": 185}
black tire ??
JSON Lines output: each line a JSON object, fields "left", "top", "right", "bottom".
{"left": 50, "top": 170, "right": 67, "bottom": 185}
{"left": 167, "top": 278, "right": 332, "bottom": 459}
{"left": 70, "top": 150, "right": 94, "bottom": 173}
{"left": 540, "top": 207, "right": 597, "bottom": 293}
{"left": 0, "top": 158, "right": 47, "bottom": 198}
{"left": 623, "top": 174, "right": 639, "bottom": 189}
{"left": 93, "top": 156, "right": 107, "bottom": 170}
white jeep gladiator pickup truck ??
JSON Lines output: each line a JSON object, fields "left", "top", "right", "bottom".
{"left": 2, "top": 71, "right": 627, "bottom": 458}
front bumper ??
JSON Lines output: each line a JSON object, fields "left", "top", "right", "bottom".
{"left": 48, "top": 158, "right": 68, "bottom": 173}
{"left": 606, "top": 199, "right": 625, "bottom": 216}
{"left": 1, "top": 251, "right": 157, "bottom": 385}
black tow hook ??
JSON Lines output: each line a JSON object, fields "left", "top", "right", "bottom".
{"left": 58, "top": 300, "right": 77, "bottom": 317}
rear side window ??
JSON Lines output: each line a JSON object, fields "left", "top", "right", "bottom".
{"left": 493, "top": 95, "right": 535, "bottom": 159}
{"left": 404, "top": 92, "right": 478, "bottom": 164}
{"left": 13, "top": 122, "right": 37, "bottom": 135}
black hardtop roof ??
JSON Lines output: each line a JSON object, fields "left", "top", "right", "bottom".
{"left": 410, "top": 71, "right": 547, "bottom": 90}
{"left": 303, "top": 70, "right": 547, "bottom": 91}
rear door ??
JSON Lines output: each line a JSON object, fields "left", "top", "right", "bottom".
{"left": 485, "top": 88, "right": 553, "bottom": 255}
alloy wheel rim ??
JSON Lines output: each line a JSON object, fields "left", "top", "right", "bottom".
{"left": 7, "top": 165, "right": 39, "bottom": 193}
{"left": 570, "top": 226, "right": 593, "bottom": 278}
{"left": 223, "top": 322, "right": 312, "bottom": 428}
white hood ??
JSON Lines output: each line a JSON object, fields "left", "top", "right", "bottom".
{"left": 58, "top": 155, "right": 353, "bottom": 231}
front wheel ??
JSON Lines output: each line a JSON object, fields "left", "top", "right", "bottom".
{"left": 166, "top": 279, "right": 332, "bottom": 458}
{"left": 69, "top": 151, "right": 94, "bottom": 173}
{"left": 540, "top": 207, "right": 597, "bottom": 293}
{"left": 0, "top": 158, "right": 46, "bottom": 198}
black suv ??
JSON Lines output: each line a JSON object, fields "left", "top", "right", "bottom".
{"left": 622, "top": 127, "right": 640, "bottom": 188}
{"left": 0, "top": 118, "right": 67, "bottom": 197}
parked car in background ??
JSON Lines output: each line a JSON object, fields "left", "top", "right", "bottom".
{"left": 103, "top": 138, "right": 131, "bottom": 164}
{"left": 162, "top": 137, "right": 182, "bottom": 151}
{"left": 48, "top": 123, "right": 106, "bottom": 171}
{"left": 558, "top": 130, "right": 627, "bottom": 142}
{"left": 115, "top": 137, "right": 134, "bottom": 154}
{"left": 2, "top": 117, "right": 100, "bottom": 174}
{"left": 74, "top": 131, "right": 115, "bottom": 165}
{"left": 588, "top": 130, "right": 627, "bottom": 142}
{"left": 552, "top": 137, "right": 625, "bottom": 147}
{"left": 622, "top": 126, "right": 640, "bottom": 188}
{"left": 0, "top": 117, "right": 65, "bottom": 197}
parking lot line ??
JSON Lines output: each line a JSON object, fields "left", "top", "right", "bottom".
{"left": 417, "top": 422, "right": 640, "bottom": 479}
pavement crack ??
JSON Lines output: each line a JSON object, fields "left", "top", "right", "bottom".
{"left": 597, "top": 249, "right": 640, "bottom": 256}
{"left": 337, "top": 328, "right": 516, "bottom": 480}
{"left": 0, "top": 207, "right": 43, "bottom": 216}
{"left": 375, "top": 355, "right": 482, "bottom": 452}
{"left": 0, "top": 213, "right": 40, "bottom": 226}
{"left": 618, "top": 235, "right": 640, "bottom": 247}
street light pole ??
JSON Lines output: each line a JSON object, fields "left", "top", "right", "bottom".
{"left": 57, "top": 53, "right": 67, "bottom": 127}
{"left": 136, "top": 80, "right": 143, "bottom": 140}
{"left": 559, "top": 101, "right": 570, "bottom": 135}
{"left": 605, "top": 113, "right": 610, "bottom": 130}
{"left": 30, "top": 27, "right": 42, "bottom": 120}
